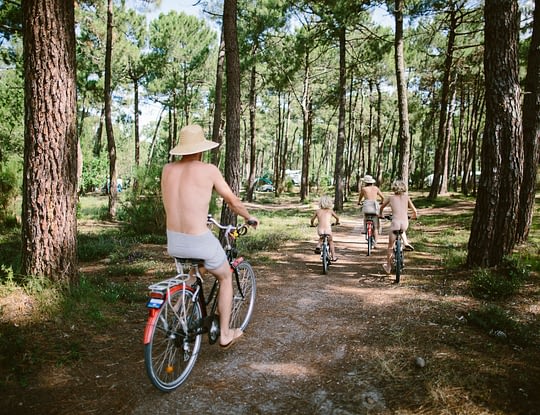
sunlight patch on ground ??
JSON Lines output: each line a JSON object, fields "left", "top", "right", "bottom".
{"left": 248, "top": 362, "right": 317, "bottom": 378}
{"left": 330, "top": 285, "right": 413, "bottom": 305}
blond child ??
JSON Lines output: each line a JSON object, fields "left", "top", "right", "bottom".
{"left": 310, "top": 195, "right": 340, "bottom": 261}
{"left": 379, "top": 179, "right": 418, "bottom": 275}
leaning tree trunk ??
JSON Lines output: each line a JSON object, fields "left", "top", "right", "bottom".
{"left": 221, "top": 0, "right": 242, "bottom": 230}
{"left": 467, "top": 0, "right": 523, "bottom": 267}
{"left": 21, "top": 0, "right": 78, "bottom": 283}
{"left": 516, "top": 0, "right": 540, "bottom": 243}
{"left": 394, "top": 0, "right": 411, "bottom": 183}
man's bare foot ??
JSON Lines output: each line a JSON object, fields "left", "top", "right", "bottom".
{"left": 382, "top": 263, "right": 391, "bottom": 275}
{"left": 219, "top": 328, "right": 244, "bottom": 349}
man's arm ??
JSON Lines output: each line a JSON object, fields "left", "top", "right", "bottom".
{"left": 211, "top": 165, "right": 258, "bottom": 226}
{"left": 357, "top": 189, "right": 364, "bottom": 205}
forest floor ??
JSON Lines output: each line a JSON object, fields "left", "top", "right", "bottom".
{"left": 1, "top": 198, "right": 539, "bottom": 414}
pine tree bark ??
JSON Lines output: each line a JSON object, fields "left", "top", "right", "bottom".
{"left": 221, "top": 0, "right": 241, "bottom": 228}
{"left": 467, "top": 0, "right": 523, "bottom": 267}
{"left": 21, "top": 0, "right": 78, "bottom": 283}
{"left": 516, "top": 0, "right": 540, "bottom": 243}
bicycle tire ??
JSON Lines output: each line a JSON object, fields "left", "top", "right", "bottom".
{"left": 322, "top": 241, "right": 329, "bottom": 274}
{"left": 366, "top": 221, "right": 373, "bottom": 256}
{"left": 230, "top": 261, "right": 257, "bottom": 331}
{"left": 144, "top": 286, "right": 202, "bottom": 392}
{"left": 395, "top": 238, "right": 402, "bottom": 283}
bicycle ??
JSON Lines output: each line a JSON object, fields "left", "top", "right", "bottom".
{"left": 364, "top": 213, "right": 378, "bottom": 256}
{"left": 143, "top": 215, "right": 257, "bottom": 392}
{"left": 360, "top": 200, "right": 379, "bottom": 256}
{"left": 313, "top": 222, "right": 339, "bottom": 274}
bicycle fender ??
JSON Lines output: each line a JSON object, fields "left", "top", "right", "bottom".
{"left": 143, "top": 285, "right": 194, "bottom": 344}
{"left": 143, "top": 310, "right": 159, "bottom": 344}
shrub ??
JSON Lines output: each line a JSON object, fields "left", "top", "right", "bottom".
{"left": 117, "top": 165, "right": 165, "bottom": 235}
{"left": 0, "top": 161, "right": 20, "bottom": 225}
{"left": 469, "top": 256, "right": 530, "bottom": 300}
{"left": 119, "top": 194, "right": 165, "bottom": 235}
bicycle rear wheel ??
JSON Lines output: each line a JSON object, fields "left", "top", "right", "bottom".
{"left": 144, "top": 286, "right": 202, "bottom": 392}
{"left": 230, "top": 261, "right": 257, "bottom": 331}
{"left": 366, "top": 221, "right": 373, "bottom": 256}
{"left": 322, "top": 242, "right": 329, "bottom": 274}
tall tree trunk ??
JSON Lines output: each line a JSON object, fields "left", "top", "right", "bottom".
{"left": 467, "top": 0, "right": 523, "bottom": 267}
{"left": 21, "top": 0, "right": 78, "bottom": 283}
{"left": 375, "top": 82, "right": 383, "bottom": 183}
{"left": 429, "top": 4, "right": 457, "bottom": 198}
{"left": 133, "top": 76, "right": 140, "bottom": 192}
{"left": 245, "top": 61, "right": 258, "bottom": 202}
{"left": 333, "top": 26, "right": 346, "bottom": 211}
{"left": 105, "top": 0, "right": 117, "bottom": 218}
{"left": 367, "top": 80, "right": 374, "bottom": 175}
{"left": 221, "top": 0, "right": 241, "bottom": 228}
{"left": 300, "top": 54, "right": 312, "bottom": 202}
{"left": 211, "top": 31, "right": 226, "bottom": 167}
{"left": 394, "top": 0, "right": 411, "bottom": 182}
{"left": 92, "top": 107, "right": 105, "bottom": 157}
{"left": 516, "top": 0, "right": 540, "bottom": 243}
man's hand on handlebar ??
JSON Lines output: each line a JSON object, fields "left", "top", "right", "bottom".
{"left": 246, "top": 217, "right": 259, "bottom": 228}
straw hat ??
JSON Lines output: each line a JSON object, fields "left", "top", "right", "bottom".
{"left": 363, "top": 174, "right": 376, "bottom": 184}
{"left": 169, "top": 124, "right": 219, "bottom": 156}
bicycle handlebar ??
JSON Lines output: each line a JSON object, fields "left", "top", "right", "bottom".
{"left": 207, "top": 215, "right": 253, "bottom": 236}
{"left": 383, "top": 214, "right": 413, "bottom": 220}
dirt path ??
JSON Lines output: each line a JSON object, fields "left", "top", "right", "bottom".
{"left": 5, "top": 211, "right": 539, "bottom": 414}
{"left": 130, "top": 217, "right": 413, "bottom": 414}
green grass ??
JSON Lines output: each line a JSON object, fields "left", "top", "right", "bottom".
{"left": 467, "top": 303, "right": 536, "bottom": 346}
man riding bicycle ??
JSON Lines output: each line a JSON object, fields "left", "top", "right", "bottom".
{"left": 161, "top": 124, "right": 259, "bottom": 350}
{"left": 357, "top": 174, "right": 384, "bottom": 247}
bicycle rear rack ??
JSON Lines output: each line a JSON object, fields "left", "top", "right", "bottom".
{"left": 148, "top": 275, "right": 191, "bottom": 293}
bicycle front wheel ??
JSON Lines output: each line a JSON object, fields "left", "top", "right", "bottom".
{"left": 230, "top": 261, "right": 257, "bottom": 331}
{"left": 394, "top": 239, "right": 403, "bottom": 283}
{"left": 144, "top": 286, "right": 202, "bottom": 392}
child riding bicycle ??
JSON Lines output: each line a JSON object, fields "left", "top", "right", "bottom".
{"left": 379, "top": 179, "right": 418, "bottom": 275}
{"left": 310, "top": 195, "right": 340, "bottom": 262}
{"left": 357, "top": 174, "right": 385, "bottom": 246}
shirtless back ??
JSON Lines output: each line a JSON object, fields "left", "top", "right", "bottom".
{"left": 360, "top": 185, "right": 384, "bottom": 202}
{"left": 314, "top": 209, "right": 337, "bottom": 235}
{"left": 161, "top": 154, "right": 253, "bottom": 235}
